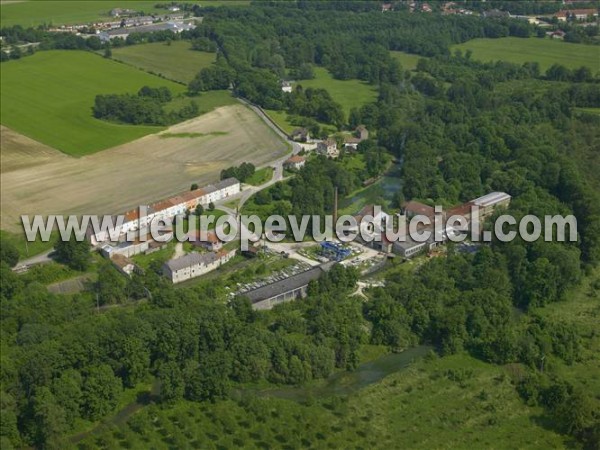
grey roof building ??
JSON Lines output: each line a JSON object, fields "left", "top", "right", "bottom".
{"left": 164, "top": 252, "right": 218, "bottom": 272}
{"left": 242, "top": 262, "right": 335, "bottom": 310}
{"left": 216, "top": 177, "right": 240, "bottom": 190}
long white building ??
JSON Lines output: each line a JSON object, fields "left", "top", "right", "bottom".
{"left": 90, "top": 178, "right": 240, "bottom": 245}
{"left": 162, "top": 250, "right": 235, "bottom": 283}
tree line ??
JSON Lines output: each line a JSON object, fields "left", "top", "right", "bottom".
{"left": 93, "top": 86, "right": 198, "bottom": 126}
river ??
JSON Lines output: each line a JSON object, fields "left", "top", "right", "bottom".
{"left": 248, "top": 345, "right": 431, "bottom": 402}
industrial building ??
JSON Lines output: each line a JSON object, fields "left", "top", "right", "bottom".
{"left": 242, "top": 262, "right": 335, "bottom": 310}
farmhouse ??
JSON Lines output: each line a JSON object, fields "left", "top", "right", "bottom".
{"left": 290, "top": 127, "right": 310, "bottom": 142}
{"left": 283, "top": 155, "right": 306, "bottom": 171}
{"left": 571, "top": 9, "right": 598, "bottom": 20}
{"left": 242, "top": 262, "right": 335, "bottom": 310}
{"left": 344, "top": 125, "right": 369, "bottom": 150}
{"left": 163, "top": 249, "right": 235, "bottom": 283}
{"left": 190, "top": 231, "right": 223, "bottom": 252}
{"left": 317, "top": 138, "right": 339, "bottom": 158}
{"left": 281, "top": 81, "right": 293, "bottom": 93}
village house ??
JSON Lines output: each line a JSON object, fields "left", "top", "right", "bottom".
{"left": 110, "top": 254, "right": 141, "bottom": 277}
{"left": 283, "top": 155, "right": 306, "bottom": 171}
{"left": 381, "top": 2, "right": 393, "bottom": 12}
{"left": 571, "top": 9, "right": 598, "bottom": 20}
{"left": 290, "top": 127, "right": 310, "bottom": 142}
{"left": 162, "top": 249, "right": 235, "bottom": 283}
{"left": 190, "top": 231, "right": 223, "bottom": 252}
{"left": 344, "top": 125, "right": 369, "bottom": 150}
{"left": 317, "top": 138, "right": 339, "bottom": 158}
{"left": 281, "top": 81, "right": 293, "bottom": 93}
{"left": 555, "top": 10, "right": 569, "bottom": 21}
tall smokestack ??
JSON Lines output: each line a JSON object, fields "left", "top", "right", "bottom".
{"left": 333, "top": 186, "right": 338, "bottom": 234}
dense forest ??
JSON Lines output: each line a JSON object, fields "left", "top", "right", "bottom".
{"left": 1, "top": 1, "right": 600, "bottom": 448}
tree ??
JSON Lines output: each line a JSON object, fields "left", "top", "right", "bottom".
{"left": 31, "top": 387, "right": 67, "bottom": 448}
{"left": 95, "top": 263, "right": 127, "bottom": 305}
{"left": 81, "top": 365, "right": 122, "bottom": 420}
{"left": 190, "top": 183, "right": 199, "bottom": 191}
{"left": 9, "top": 46, "right": 22, "bottom": 60}
{"left": 54, "top": 235, "right": 90, "bottom": 271}
{"left": 195, "top": 204, "right": 204, "bottom": 216}
{"left": 103, "top": 46, "right": 112, "bottom": 58}
{"left": 208, "top": 202, "right": 215, "bottom": 211}
{"left": 0, "top": 239, "right": 19, "bottom": 267}
{"left": 158, "top": 361, "right": 185, "bottom": 403}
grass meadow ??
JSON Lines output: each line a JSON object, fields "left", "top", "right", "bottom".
{"left": 110, "top": 41, "right": 216, "bottom": 84}
{"left": 266, "top": 67, "right": 378, "bottom": 132}
{"left": 451, "top": 37, "right": 599, "bottom": 72}
{"left": 391, "top": 50, "right": 425, "bottom": 71}
{"left": 0, "top": 1, "right": 249, "bottom": 28}
{"left": 299, "top": 67, "right": 378, "bottom": 117}
{"left": 246, "top": 167, "right": 274, "bottom": 186}
{"left": 0, "top": 50, "right": 187, "bottom": 155}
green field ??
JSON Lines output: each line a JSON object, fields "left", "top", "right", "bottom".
{"left": 245, "top": 167, "right": 274, "bottom": 186}
{"left": 299, "top": 67, "right": 378, "bottom": 116}
{"left": 451, "top": 37, "right": 600, "bottom": 72}
{"left": 0, "top": 229, "right": 57, "bottom": 260}
{"left": 0, "top": 50, "right": 187, "bottom": 155}
{"left": 391, "top": 50, "right": 425, "bottom": 71}
{"left": 111, "top": 41, "right": 216, "bottom": 84}
{"left": 0, "top": 1, "right": 249, "bottom": 28}
{"left": 265, "top": 67, "right": 377, "bottom": 132}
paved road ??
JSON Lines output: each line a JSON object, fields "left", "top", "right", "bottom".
{"left": 236, "top": 97, "right": 303, "bottom": 156}
{"left": 13, "top": 250, "right": 54, "bottom": 272}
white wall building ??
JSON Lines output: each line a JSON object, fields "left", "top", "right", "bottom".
{"left": 163, "top": 250, "right": 235, "bottom": 283}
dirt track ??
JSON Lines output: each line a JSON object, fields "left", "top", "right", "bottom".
{"left": 1, "top": 104, "right": 289, "bottom": 231}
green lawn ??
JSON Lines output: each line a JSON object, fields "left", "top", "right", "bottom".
{"left": 0, "top": 229, "right": 57, "bottom": 260}
{"left": 111, "top": 41, "right": 216, "bottom": 84}
{"left": 263, "top": 108, "right": 296, "bottom": 134}
{"left": 451, "top": 37, "right": 599, "bottom": 72}
{"left": 298, "top": 67, "right": 378, "bottom": 117}
{"left": 0, "top": 50, "right": 186, "bottom": 155}
{"left": 0, "top": 1, "right": 248, "bottom": 28}
{"left": 390, "top": 50, "right": 425, "bottom": 71}
{"left": 245, "top": 167, "right": 273, "bottom": 186}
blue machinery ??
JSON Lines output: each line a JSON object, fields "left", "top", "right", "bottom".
{"left": 320, "top": 241, "right": 352, "bottom": 261}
